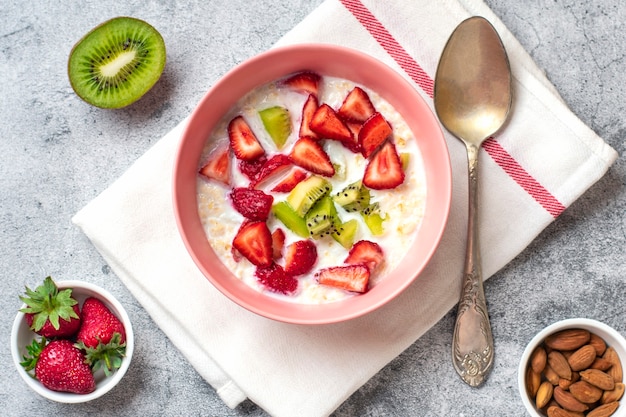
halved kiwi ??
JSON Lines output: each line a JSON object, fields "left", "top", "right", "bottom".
{"left": 68, "top": 17, "right": 166, "bottom": 109}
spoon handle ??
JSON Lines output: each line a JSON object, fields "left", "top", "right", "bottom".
{"left": 452, "top": 143, "right": 494, "bottom": 387}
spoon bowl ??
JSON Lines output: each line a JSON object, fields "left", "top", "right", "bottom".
{"left": 434, "top": 16, "right": 512, "bottom": 387}
{"left": 435, "top": 17, "right": 512, "bottom": 144}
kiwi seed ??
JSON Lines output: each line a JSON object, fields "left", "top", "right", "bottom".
{"left": 68, "top": 16, "right": 166, "bottom": 109}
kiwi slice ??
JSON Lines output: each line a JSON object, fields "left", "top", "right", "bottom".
{"left": 286, "top": 175, "right": 331, "bottom": 217}
{"left": 400, "top": 153, "right": 410, "bottom": 171}
{"left": 68, "top": 17, "right": 166, "bottom": 109}
{"left": 332, "top": 218, "right": 358, "bottom": 249}
{"left": 259, "top": 106, "right": 292, "bottom": 149}
{"left": 305, "top": 196, "right": 337, "bottom": 237}
{"left": 271, "top": 201, "right": 309, "bottom": 238}
{"left": 362, "top": 203, "right": 386, "bottom": 235}
{"left": 333, "top": 181, "right": 362, "bottom": 209}
{"left": 335, "top": 181, "right": 370, "bottom": 213}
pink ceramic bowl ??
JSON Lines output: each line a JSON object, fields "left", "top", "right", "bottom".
{"left": 173, "top": 44, "right": 451, "bottom": 324}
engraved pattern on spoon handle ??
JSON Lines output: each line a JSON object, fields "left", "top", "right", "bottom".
{"left": 452, "top": 143, "right": 494, "bottom": 387}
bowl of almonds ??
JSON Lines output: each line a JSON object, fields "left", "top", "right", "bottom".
{"left": 519, "top": 318, "right": 626, "bottom": 417}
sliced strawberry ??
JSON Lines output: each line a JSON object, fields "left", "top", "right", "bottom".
{"left": 271, "top": 168, "right": 308, "bottom": 193}
{"left": 232, "top": 221, "right": 273, "bottom": 267}
{"left": 199, "top": 145, "right": 231, "bottom": 185}
{"left": 289, "top": 137, "right": 335, "bottom": 177}
{"left": 359, "top": 112, "right": 393, "bottom": 158}
{"left": 281, "top": 71, "right": 321, "bottom": 97}
{"left": 255, "top": 263, "right": 298, "bottom": 295}
{"left": 337, "top": 86, "right": 376, "bottom": 123}
{"left": 344, "top": 240, "right": 385, "bottom": 272}
{"left": 231, "top": 246, "right": 243, "bottom": 263}
{"left": 346, "top": 121, "right": 363, "bottom": 142}
{"left": 271, "top": 228, "right": 286, "bottom": 259}
{"left": 299, "top": 94, "right": 319, "bottom": 139}
{"left": 228, "top": 115, "right": 265, "bottom": 161}
{"left": 251, "top": 154, "right": 292, "bottom": 188}
{"left": 238, "top": 154, "right": 267, "bottom": 181}
{"left": 230, "top": 187, "right": 274, "bottom": 221}
{"left": 284, "top": 239, "right": 317, "bottom": 276}
{"left": 362, "top": 140, "right": 405, "bottom": 190}
{"left": 316, "top": 264, "right": 370, "bottom": 293}
{"left": 309, "top": 104, "right": 354, "bottom": 144}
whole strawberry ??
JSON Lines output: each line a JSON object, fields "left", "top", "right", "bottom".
{"left": 75, "top": 297, "right": 126, "bottom": 376}
{"left": 19, "top": 276, "right": 81, "bottom": 338}
{"left": 25, "top": 339, "right": 96, "bottom": 394}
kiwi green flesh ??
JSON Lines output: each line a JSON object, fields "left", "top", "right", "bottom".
{"left": 363, "top": 212, "right": 385, "bottom": 235}
{"left": 332, "top": 218, "right": 358, "bottom": 248}
{"left": 335, "top": 182, "right": 370, "bottom": 213}
{"left": 286, "top": 176, "right": 331, "bottom": 217}
{"left": 68, "top": 17, "right": 166, "bottom": 109}
{"left": 305, "top": 196, "right": 336, "bottom": 237}
{"left": 271, "top": 201, "right": 309, "bottom": 238}
{"left": 362, "top": 203, "right": 386, "bottom": 235}
{"left": 333, "top": 183, "right": 360, "bottom": 207}
{"left": 259, "top": 106, "right": 292, "bottom": 149}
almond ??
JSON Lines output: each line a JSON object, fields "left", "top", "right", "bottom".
{"left": 547, "top": 406, "right": 585, "bottom": 417}
{"left": 580, "top": 369, "right": 616, "bottom": 391}
{"left": 604, "top": 347, "right": 623, "bottom": 383}
{"left": 602, "top": 382, "right": 625, "bottom": 404}
{"left": 550, "top": 350, "right": 573, "bottom": 380}
{"left": 559, "top": 372, "right": 580, "bottom": 390}
{"left": 591, "top": 357, "right": 614, "bottom": 372}
{"left": 531, "top": 345, "right": 548, "bottom": 374}
{"left": 587, "top": 401, "right": 619, "bottom": 417}
{"left": 545, "top": 329, "right": 591, "bottom": 351}
{"left": 553, "top": 386, "right": 589, "bottom": 412}
{"left": 545, "top": 363, "right": 562, "bottom": 385}
{"left": 589, "top": 333, "right": 607, "bottom": 356}
{"left": 569, "top": 380, "right": 603, "bottom": 403}
{"left": 526, "top": 366, "right": 542, "bottom": 396}
{"left": 537, "top": 380, "right": 555, "bottom": 409}
{"left": 569, "top": 345, "right": 598, "bottom": 371}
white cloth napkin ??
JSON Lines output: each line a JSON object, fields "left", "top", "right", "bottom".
{"left": 72, "top": 0, "right": 618, "bottom": 416}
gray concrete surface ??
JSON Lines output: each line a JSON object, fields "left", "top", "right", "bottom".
{"left": 1, "top": 1, "right": 624, "bottom": 416}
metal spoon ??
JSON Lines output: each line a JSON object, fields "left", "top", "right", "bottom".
{"left": 434, "top": 16, "right": 512, "bottom": 387}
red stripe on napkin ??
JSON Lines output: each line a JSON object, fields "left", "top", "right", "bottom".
{"left": 339, "top": 0, "right": 435, "bottom": 97}
{"left": 340, "top": 0, "right": 566, "bottom": 218}
{"left": 482, "top": 138, "right": 567, "bottom": 217}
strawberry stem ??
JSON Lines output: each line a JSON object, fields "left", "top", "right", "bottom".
{"left": 76, "top": 333, "right": 126, "bottom": 377}
{"left": 20, "top": 337, "right": 47, "bottom": 375}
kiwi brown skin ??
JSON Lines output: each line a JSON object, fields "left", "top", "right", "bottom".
{"left": 68, "top": 16, "right": 166, "bottom": 109}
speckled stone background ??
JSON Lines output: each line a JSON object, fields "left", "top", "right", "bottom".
{"left": 1, "top": 1, "right": 624, "bottom": 416}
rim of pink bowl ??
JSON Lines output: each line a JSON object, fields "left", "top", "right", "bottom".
{"left": 172, "top": 44, "right": 452, "bottom": 325}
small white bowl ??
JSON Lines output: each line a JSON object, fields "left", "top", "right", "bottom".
{"left": 518, "top": 318, "right": 626, "bottom": 417}
{"left": 11, "top": 280, "right": 134, "bottom": 403}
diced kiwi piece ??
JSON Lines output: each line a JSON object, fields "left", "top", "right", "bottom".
{"left": 338, "top": 183, "right": 371, "bottom": 213}
{"left": 259, "top": 106, "right": 292, "bottom": 149}
{"left": 333, "top": 181, "right": 362, "bottom": 208}
{"left": 400, "top": 153, "right": 410, "bottom": 171}
{"left": 68, "top": 17, "right": 166, "bottom": 109}
{"left": 332, "top": 218, "right": 358, "bottom": 249}
{"left": 271, "top": 201, "right": 309, "bottom": 238}
{"left": 286, "top": 175, "right": 331, "bottom": 217}
{"left": 362, "top": 203, "right": 386, "bottom": 235}
{"left": 305, "top": 196, "right": 337, "bottom": 237}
